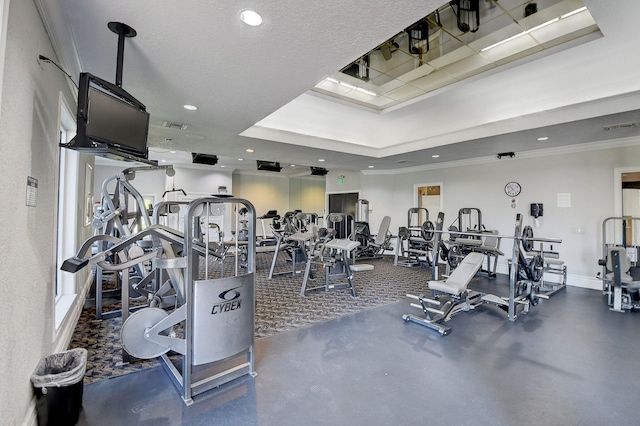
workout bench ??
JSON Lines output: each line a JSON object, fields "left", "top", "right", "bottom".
{"left": 402, "top": 252, "right": 485, "bottom": 335}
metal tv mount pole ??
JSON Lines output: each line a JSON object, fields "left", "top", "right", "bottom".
{"left": 107, "top": 21, "right": 137, "bottom": 88}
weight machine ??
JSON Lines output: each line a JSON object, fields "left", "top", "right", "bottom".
{"left": 300, "top": 229, "right": 374, "bottom": 297}
{"left": 403, "top": 213, "right": 562, "bottom": 335}
{"left": 394, "top": 208, "right": 435, "bottom": 267}
{"left": 598, "top": 216, "right": 640, "bottom": 312}
{"left": 89, "top": 165, "right": 175, "bottom": 320}
{"left": 352, "top": 199, "right": 393, "bottom": 259}
{"left": 440, "top": 208, "right": 502, "bottom": 278}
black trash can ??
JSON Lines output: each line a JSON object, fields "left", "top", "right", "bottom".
{"left": 31, "top": 348, "right": 88, "bottom": 426}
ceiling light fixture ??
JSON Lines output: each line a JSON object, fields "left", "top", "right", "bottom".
{"left": 356, "top": 87, "right": 377, "bottom": 96}
{"left": 368, "top": 165, "right": 374, "bottom": 168}
{"left": 432, "top": 154, "right": 440, "bottom": 158}
{"left": 322, "top": 77, "right": 377, "bottom": 96}
{"left": 481, "top": 7, "right": 586, "bottom": 52}
{"left": 318, "top": 159, "right": 325, "bottom": 162}
{"left": 238, "top": 158, "right": 243, "bottom": 161}
{"left": 183, "top": 104, "right": 197, "bottom": 111}
{"left": 537, "top": 136, "right": 549, "bottom": 141}
{"left": 316, "top": 77, "right": 378, "bottom": 96}
{"left": 339, "top": 81, "right": 357, "bottom": 90}
{"left": 170, "top": 150, "right": 176, "bottom": 154}
{"left": 561, "top": 6, "right": 587, "bottom": 19}
{"left": 240, "top": 10, "right": 262, "bottom": 26}
{"left": 246, "top": 148, "right": 254, "bottom": 153}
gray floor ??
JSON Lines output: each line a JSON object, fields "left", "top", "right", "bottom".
{"left": 77, "top": 282, "right": 639, "bottom": 425}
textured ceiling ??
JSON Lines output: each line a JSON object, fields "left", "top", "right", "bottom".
{"left": 37, "top": 0, "right": 640, "bottom": 175}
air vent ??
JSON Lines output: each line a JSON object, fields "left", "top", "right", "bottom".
{"left": 162, "top": 121, "right": 190, "bottom": 131}
{"left": 603, "top": 122, "right": 637, "bottom": 131}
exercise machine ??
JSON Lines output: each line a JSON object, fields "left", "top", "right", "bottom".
{"left": 394, "top": 208, "right": 434, "bottom": 267}
{"left": 89, "top": 165, "right": 175, "bottom": 320}
{"left": 354, "top": 216, "right": 392, "bottom": 259}
{"left": 403, "top": 213, "right": 561, "bottom": 334}
{"left": 444, "top": 208, "right": 502, "bottom": 277}
{"left": 300, "top": 229, "right": 373, "bottom": 297}
{"left": 119, "top": 197, "right": 257, "bottom": 405}
{"left": 403, "top": 252, "right": 485, "bottom": 335}
{"left": 598, "top": 216, "right": 640, "bottom": 311}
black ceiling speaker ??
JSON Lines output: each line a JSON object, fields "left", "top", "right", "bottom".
{"left": 310, "top": 167, "right": 328, "bottom": 176}
{"left": 192, "top": 153, "right": 218, "bottom": 165}
{"left": 257, "top": 160, "right": 282, "bottom": 172}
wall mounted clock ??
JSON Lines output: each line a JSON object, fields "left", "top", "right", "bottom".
{"left": 504, "top": 181, "right": 521, "bottom": 197}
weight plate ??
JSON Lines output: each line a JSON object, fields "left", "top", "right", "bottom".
{"left": 529, "top": 284, "right": 540, "bottom": 306}
{"left": 439, "top": 242, "right": 449, "bottom": 262}
{"left": 421, "top": 221, "right": 435, "bottom": 241}
{"left": 448, "top": 226, "right": 459, "bottom": 241}
{"left": 448, "top": 245, "right": 460, "bottom": 268}
{"left": 529, "top": 254, "right": 544, "bottom": 282}
{"left": 398, "top": 226, "right": 410, "bottom": 239}
{"left": 522, "top": 226, "right": 534, "bottom": 252}
{"left": 121, "top": 307, "right": 170, "bottom": 359}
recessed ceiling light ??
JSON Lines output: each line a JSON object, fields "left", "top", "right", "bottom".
{"left": 183, "top": 104, "right": 197, "bottom": 111}
{"left": 161, "top": 159, "right": 166, "bottom": 163}
{"left": 318, "top": 159, "right": 325, "bottom": 162}
{"left": 220, "top": 165, "right": 225, "bottom": 168}
{"left": 240, "top": 10, "right": 262, "bottom": 26}
{"left": 432, "top": 154, "right": 440, "bottom": 158}
{"left": 537, "top": 136, "right": 549, "bottom": 141}
{"left": 368, "top": 165, "right": 374, "bottom": 168}
{"left": 291, "top": 165, "right": 296, "bottom": 167}
{"left": 170, "top": 150, "right": 176, "bottom": 154}
{"left": 238, "top": 158, "right": 243, "bottom": 161}
{"left": 246, "top": 149, "right": 254, "bottom": 153}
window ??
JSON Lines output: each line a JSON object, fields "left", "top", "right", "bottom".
{"left": 55, "top": 96, "right": 78, "bottom": 329}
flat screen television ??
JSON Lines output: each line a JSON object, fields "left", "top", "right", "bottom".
{"left": 62, "top": 72, "right": 152, "bottom": 162}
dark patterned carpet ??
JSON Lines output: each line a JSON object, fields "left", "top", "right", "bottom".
{"left": 69, "top": 253, "right": 431, "bottom": 383}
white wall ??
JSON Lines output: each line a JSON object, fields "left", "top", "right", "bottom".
{"left": 94, "top": 163, "right": 232, "bottom": 206}
{"left": 233, "top": 171, "right": 290, "bottom": 218}
{"left": 289, "top": 176, "right": 325, "bottom": 216}
{"left": 358, "top": 143, "right": 640, "bottom": 289}
{"left": 0, "top": 1, "right": 90, "bottom": 424}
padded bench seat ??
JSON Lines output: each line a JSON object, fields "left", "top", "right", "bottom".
{"left": 324, "top": 239, "right": 360, "bottom": 251}
{"left": 428, "top": 252, "right": 484, "bottom": 295}
{"left": 350, "top": 263, "right": 374, "bottom": 272}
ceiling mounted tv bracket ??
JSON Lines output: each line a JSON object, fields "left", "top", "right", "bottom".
{"left": 108, "top": 22, "right": 137, "bottom": 88}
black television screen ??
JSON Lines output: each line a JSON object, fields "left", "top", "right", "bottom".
{"left": 85, "top": 85, "right": 149, "bottom": 154}
{"left": 63, "top": 72, "right": 151, "bottom": 161}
